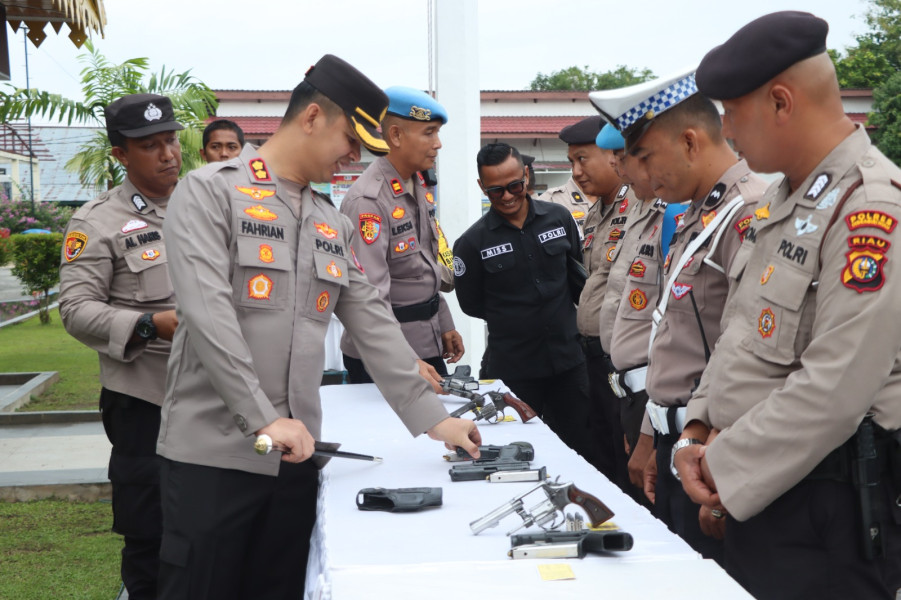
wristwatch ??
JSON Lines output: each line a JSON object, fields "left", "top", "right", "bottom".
{"left": 135, "top": 313, "right": 158, "bottom": 341}
{"left": 670, "top": 437, "right": 703, "bottom": 480}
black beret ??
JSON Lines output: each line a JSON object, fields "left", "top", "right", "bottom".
{"left": 696, "top": 11, "right": 828, "bottom": 100}
{"left": 559, "top": 116, "right": 604, "bottom": 145}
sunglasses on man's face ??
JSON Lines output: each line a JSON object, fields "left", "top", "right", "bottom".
{"left": 484, "top": 172, "right": 527, "bottom": 201}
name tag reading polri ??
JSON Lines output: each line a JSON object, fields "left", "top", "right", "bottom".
{"left": 538, "top": 227, "right": 566, "bottom": 243}
{"left": 481, "top": 243, "right": 514, "bottom": 259}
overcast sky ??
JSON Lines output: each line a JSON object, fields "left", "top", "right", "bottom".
{"left": 4, "top": 0, "right": 871, "bottom": 105}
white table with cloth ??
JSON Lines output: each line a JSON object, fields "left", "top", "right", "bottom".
{"left": 305, "top": 382, "right": 753, "bottom": 599}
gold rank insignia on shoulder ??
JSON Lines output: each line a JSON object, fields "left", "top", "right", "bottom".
{"left": 235, "top": 186, "right": 276, "bottom": 201}
{"left": 390, "top": 179, "right": 404, "bottom": 196}
{"left": 249, "top": 158, "right": 272, "bottom": 182}
{"left": 64, "top": 231, "right": 88, "bottom": 262}
{"left": 409, "top": 106, "right": 432, "bottom": 120}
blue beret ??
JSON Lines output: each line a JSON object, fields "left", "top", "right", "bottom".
{"left": 559, "top": 116, "right": 604, "bottom": 145}
{"left": 384, "top": 86, "right": 448, "bottom": 124}
{"left": 596, "top": 123, "right": 624, "bottom": 150}
{"left": 696, "top": 11, "right": 829, "bottom": 100}
{"left": 589, "top": 68, "right": 697, "bottom": 144}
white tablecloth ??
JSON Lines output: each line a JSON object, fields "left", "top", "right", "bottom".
{"left": 306, "top": 383, "right": 753, "bottom": 599}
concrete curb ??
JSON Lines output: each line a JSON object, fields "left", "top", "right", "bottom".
{"left": 0, "top": 481, "right": 111, "bottom": 502}
{"left": 0, "top": 410, "right": 101, "bottom": 426}
{"left": 0, "top": 371, "right": 61, "bottom": 412}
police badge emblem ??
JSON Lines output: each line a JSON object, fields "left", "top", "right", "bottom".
{"left": 359, "top": 213, "right": 381, "bottom": 244}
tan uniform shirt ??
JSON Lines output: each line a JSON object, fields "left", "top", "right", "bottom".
{"left": 59, "top": 177, "right": 175, "bottom": 406}
{"left": 576, "top": 184, "right": 634, "bottom": 337}
{"left": 339, "top": 157, "right": 454, "bottom": 360}
{"left": 540, "top": 178, "right": 592, "bottom": 236}
{"left": 645, "top": 161, "right": 767, "bottom": 410}
{"left": 687, "top": 128, "right": 901, "bottom": 520}
{"left": 158, "top": 145, "right": 449, "bottom": 476}
{"left": 599, "top": 197, "right": 678, "bottom": 370}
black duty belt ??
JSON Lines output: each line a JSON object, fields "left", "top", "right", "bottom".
{"left": 805, "top": 420, "right": 893, "bottom": 484}
{"left": 392, "top": 294, "right": 440, "bottom": 323}
{"left": 577, "top": 335, "right": 608, "bottom": 359}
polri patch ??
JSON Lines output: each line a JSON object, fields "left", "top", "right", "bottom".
{"left": 842, "top": 237, "right": 888, "bottom": 293}
{"left": 121, "top": 219, "right": 147, "bottom": 234}
{"left": 583, "top": 234, "right": 594, "bottom": 250}
{"left": 619, "top": 198, "right": 629, "bottom": 213}
{"left": 758, "top": 307, "right": 776, "bottom": 338}
{"left": 481, "top": 243, "right": 513, "bottom": 259}
{"left": 760, "top": 265, "right": 774, "bottom": 285}
{"left": 701, "top": 210, "right": 717, "bottom": 228}
{"left": 606, "top": 246, "right": 617, "bottom": 262}
{"left": 392, "top": 206, "right": 405, "bottom": 219}
{"left": 755, "top": 203, "right": 770, "bottom": 221}
{"left": 249, "top": 158, "right": 272, "bottom": 182}
{"left": 259, "top": 244, "right": 274, "bottom": 263}
{"left": 359, "top": 213, "right": 382, "bottom": 244}
{"left": 390, "top": 179, "right": 404, "bottom": 196}
{"left": 394, "top": 237, "right": 416, "bottom": 253}
{"left": 608, "top": 228, "right": 623, "bottom": 242}
{"left": 628, "top": 289, "right": 648, "bottom": 310}
{"left": 734, "top": 215, "right": 752, "bottom": 240}
{"left": 244, "top": 205, "right": 279, "bottom": 221}
{"left": 248, "top": 274, "right": 273, "bottom": 300}
{"left": 425, "top": 192, "right": 435, "bottom": 204}
{"left": 314, "top": 222, "right": 338, "bottom": 239}
{"left": 316, "top": 291, "right": 330, "bottom": 312}
{"left": 235, "top": 186, "right": 276, "bottom": 201}
{"left": 804, "top": 173, "right": 830, "bottom": 200}
{"left": 141, "top": 249, "right": 160, "bottom": 261}
{"left": 846, "top": 211, "right": 897, "bottom": 234}
{"left": 538, "top": 227, "right": 566, "bottom": 243}
{"left": 64, "top": 231, "right": 88, "bottom": 262}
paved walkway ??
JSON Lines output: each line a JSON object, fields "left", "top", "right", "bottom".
{"left": 0, "top": 414, "right": 111, "bottom": 501}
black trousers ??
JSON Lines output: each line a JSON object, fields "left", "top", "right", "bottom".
{"left": 585, "top": 353, "right": 629, "bottom": 487}
{"left": 344, "top": 353, "right": 448, "bottom": 384}
{"left": 158, "top": 458, "right": 320, "bottom": 600}
{"left": 99, "top": 388, "right": 161, "bottom": 600}
{"left": 504, "top": 363, "right": 606, "bottom": 471}
{"left": 725, "top": 478, "right": 901, "bottom": 600}
{"left": 654, "top": 433, "right": 724, "bottom": 564}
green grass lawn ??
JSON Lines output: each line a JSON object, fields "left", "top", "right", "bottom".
{"left": 0, "top": 499, "right": 123, "bottom": 599}
{"left": 0, "top": 308, "right": 101, "bottom": 411}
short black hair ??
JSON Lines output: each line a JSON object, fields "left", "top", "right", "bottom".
{"left": 203, "top": 119, "right": 245, "bottom": 148}
{"left": 282, "top": 80, "right": 343, "bottom": 125}
{"left": 477, "top": 143, "right": 523, "bottom": 178}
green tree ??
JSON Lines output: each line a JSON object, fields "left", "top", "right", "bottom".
{"left": 9, "top": 233, "right": 63, "bottom": 324}
{"left": 0, "top": 40, "right": 216, "bottom": 190}
{"left": 530, "top": 65, "right": 654, "bottom": 91}
{"left": 869, "top": 71, "right": 901, "bottom": 165}
{"left": 830, "top": 0, "right": 901, "bottom": 88}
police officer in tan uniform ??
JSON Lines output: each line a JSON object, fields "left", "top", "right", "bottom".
{"left": 58, "top": 93, "right": 182, "bottom": 600}
{"left": 540, "top": 178, "right": 595, "bottom": 236}
{"left": 553, "top": 116, "right": 636, "bottom": 484}
{"left": 673, "top": 13, "right": 901, "bottom": 599}
{"left": 596, "top": 74, "right": 768, "bottom": 562}
{"left": 590, "top": 82, "right": 689, "bottom": 469}
{"left": 340, "top": 86, "right": 462, "bottom": 383}
{"left": 158, "top": 55, "right": 481, "bottom": 599}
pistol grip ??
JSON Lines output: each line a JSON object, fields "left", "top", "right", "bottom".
{"left": 567, "top": 484, "right": 614, "bottom": 527}
{"left": 503, "top": 393, "right": 538, "bottom": 423}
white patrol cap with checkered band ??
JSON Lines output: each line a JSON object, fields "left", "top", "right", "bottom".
{"left": 589, "top": 67, "right": 697, "bottom": 146}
